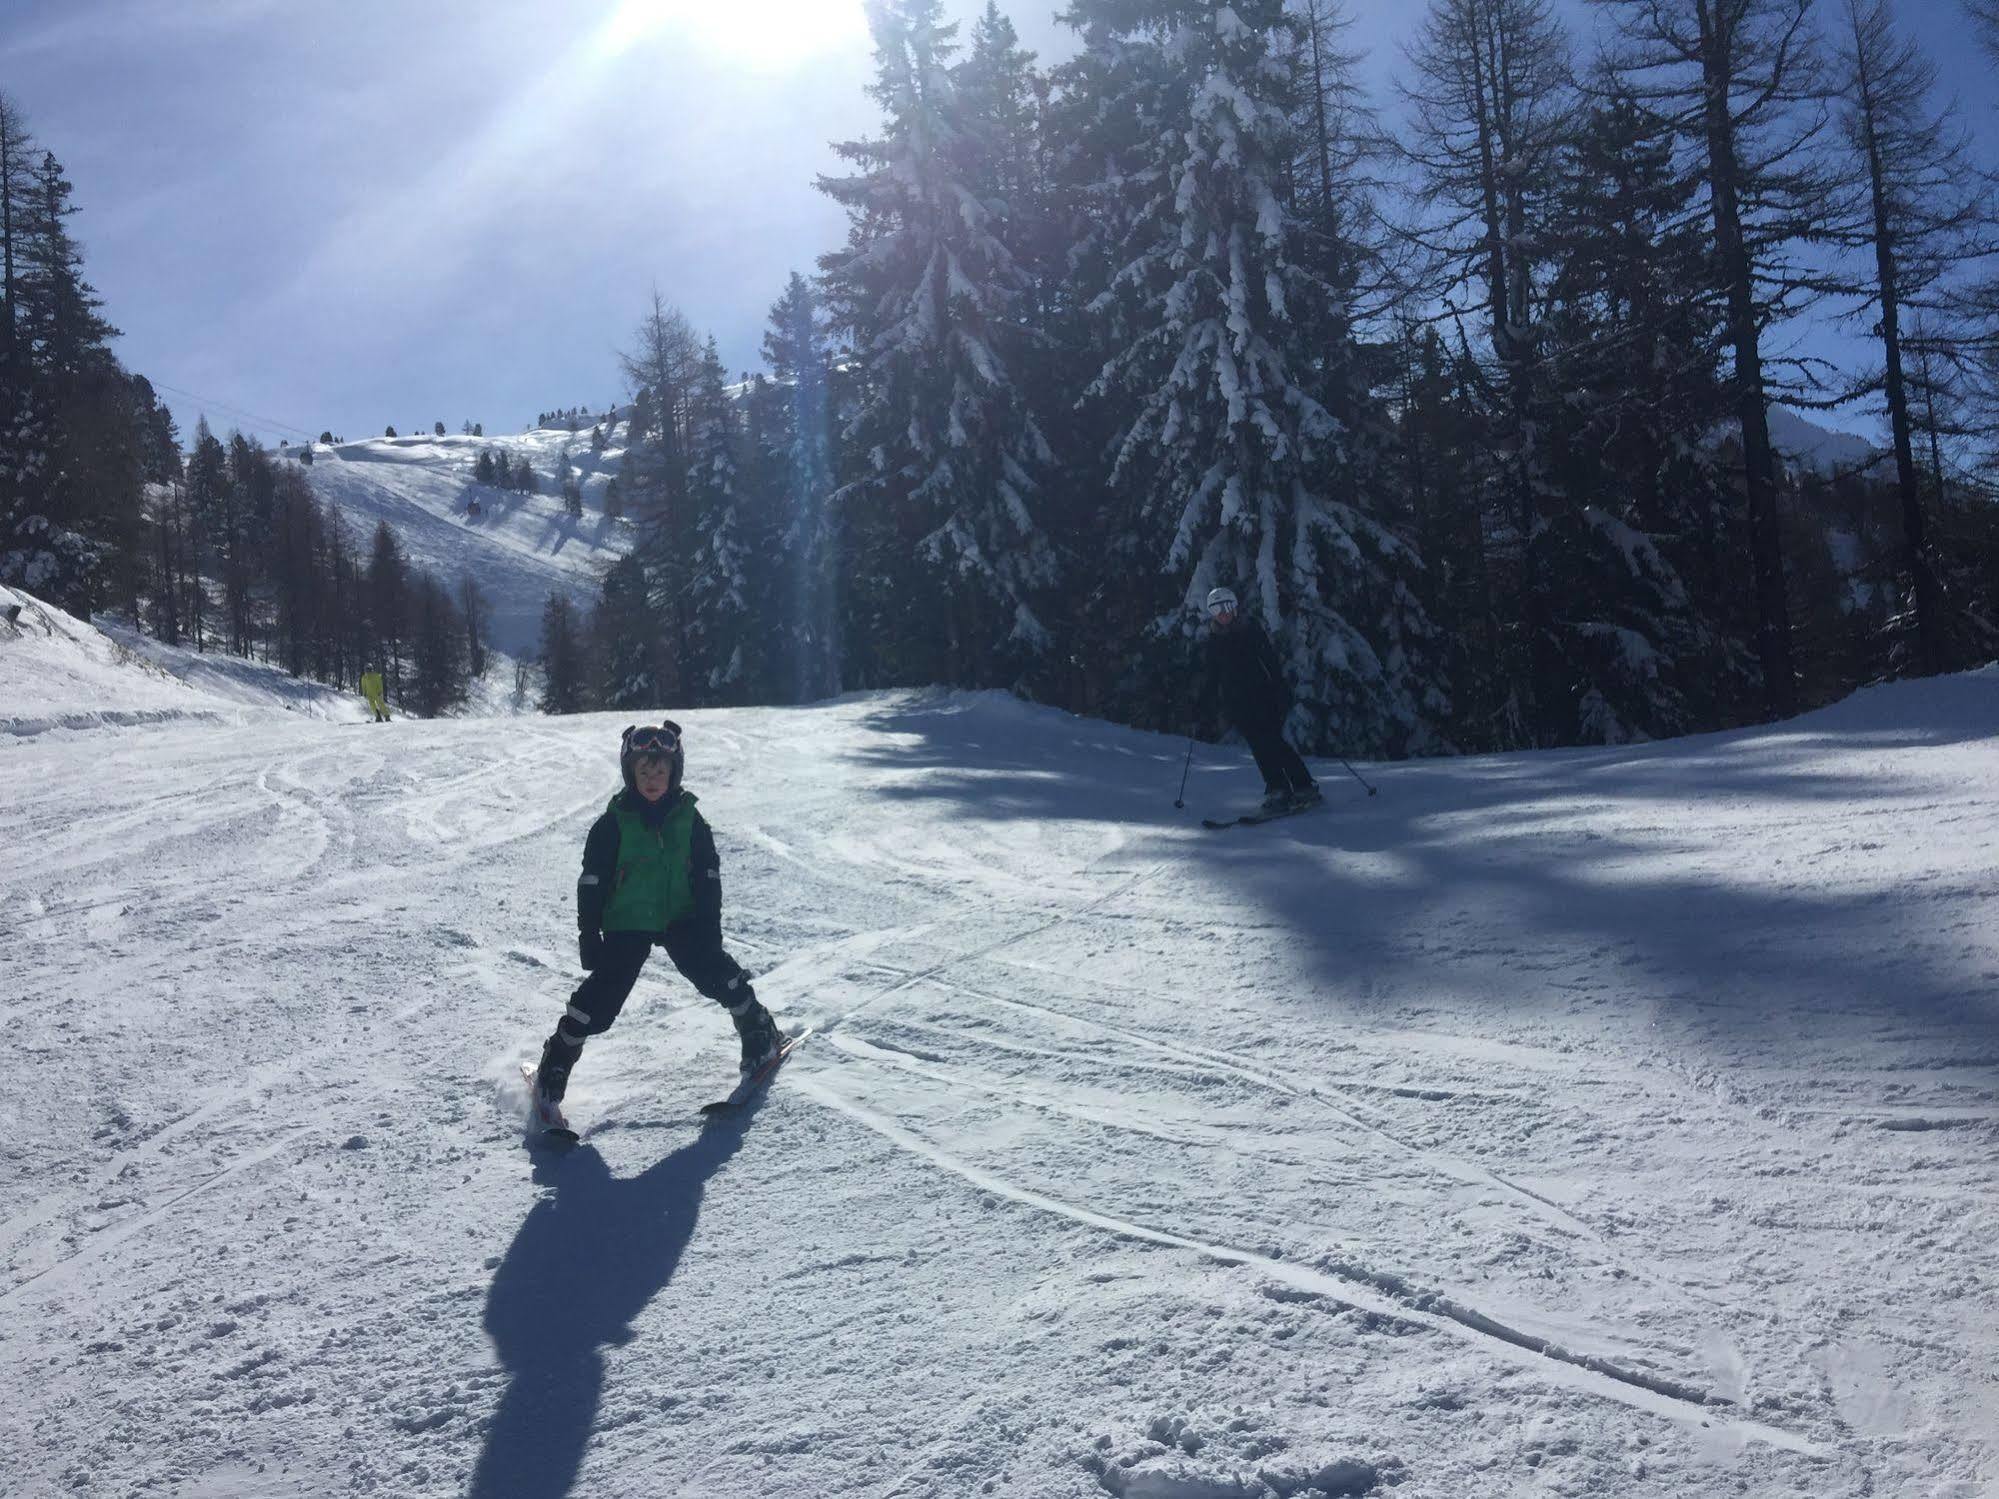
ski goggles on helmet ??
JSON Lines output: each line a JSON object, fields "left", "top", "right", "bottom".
{"left": 622, "top": 723, "right": 680, "bottom": 758}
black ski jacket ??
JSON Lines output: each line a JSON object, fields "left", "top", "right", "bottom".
{"left": 1206, "top": 616, "right": 1290, "bottom": 728}
{"left": 576, "top": 788, "right": 724, "bottom": 941}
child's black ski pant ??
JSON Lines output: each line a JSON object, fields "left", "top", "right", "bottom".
{"left": 553, "top": 924, "right": 753, "bottom": 1051}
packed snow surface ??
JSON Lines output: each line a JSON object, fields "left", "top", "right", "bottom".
{"left": 3, "top": 659, "right": 1996, "bottom": 1497}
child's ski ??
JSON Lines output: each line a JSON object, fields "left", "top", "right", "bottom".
{"left": 701, "top": 1028, "right": 812, "bottom": 1118}
{"left": 518, "top": 1062, "right": 579, "bottom": 1145}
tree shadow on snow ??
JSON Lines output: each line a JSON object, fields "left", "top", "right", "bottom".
{"left": 844, "top": 694, "right": 1999, "bottom": 1070}
{"left": 469, "top": 1103, "right": 764, "bottom": 1499}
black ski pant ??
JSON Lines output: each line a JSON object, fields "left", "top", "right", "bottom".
{"left": 1237, "top": 713, "right": 1315, "bottom": 796}
{"left": 550, "top": 924, "right": 754, "bottom": 1056}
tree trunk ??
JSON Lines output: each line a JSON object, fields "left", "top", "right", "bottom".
{"left": 0, "top": 105, "right": 15, "bottom": 361}
{"left": 1860, "top": 109, "right": 1942, "bottom": 672}
{"left": 1697, "top": 0, "right": 1796, "bottom": 716}
{"left": 1464, "top": 9, "right": 1544, "bottom": 741}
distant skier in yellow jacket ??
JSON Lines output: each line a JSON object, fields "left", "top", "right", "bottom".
{"left": 361, "top": 670, "right": 390, "bottom": 722}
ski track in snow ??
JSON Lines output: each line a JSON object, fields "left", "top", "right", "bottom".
{"left": 4, "top": 681, "right": 1997, "bottom": 1497}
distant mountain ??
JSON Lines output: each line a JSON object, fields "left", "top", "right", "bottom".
{"left": 1765, "top": 405, "right": 1884, "bottom": 479}
{"left": 292, "top": 422, "right": 635, "bottom": 656}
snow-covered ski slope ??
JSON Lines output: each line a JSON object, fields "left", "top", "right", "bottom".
{"left": 0, "top": 587, "right": 366, "bottom": 735}
{"left": 298, "top": 424, "right": 633, "bottom": 655}
{"left": 4, "top": 672, "right": 1996, "bottom": 1498}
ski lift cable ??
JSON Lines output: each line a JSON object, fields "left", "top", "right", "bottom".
{"left": 147, "top": 379, "right": 323, "bottom": 444}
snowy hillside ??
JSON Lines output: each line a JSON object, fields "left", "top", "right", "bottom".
{"left": 0, "top": 586, "right": 366, "bottom": 735}
{"left": 1767, "top": 406, "right": 1884, "bottom": 478}
{"left": 296, "top": 422, "right": 635, "bottom": 656}
{"left": 4, "top": 679, "right": 1997, "bottom": 1497}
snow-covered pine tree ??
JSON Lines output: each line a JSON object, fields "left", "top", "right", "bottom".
{"left": 818, "top": 0, "right": 1058, "bottom": 690}
{"left": 738, "top": 372, "right": 790, "bottom": 697}
{"left": 1391, "top": 322, "right": 1493, "bottom": 711}
{"left": 1827, "top": 0, "right": 1994, "bottom": 675}
{"left": 1058, "top": 0, "right": 1444, "bottom": 757}
{"left": 1535, "top": 95, "right": 1754, "bottom": 742}
{"left": 556, "top": 441, "right": 581, "bottom": 517}
{"left": 618, "top": 297, "right": 703, "bottom": 700}
{"left": 956, "top": 3, "right": 1050, "bottom": 306}
{"left": 366, "top": 518, "right": 409, "bottom": 691}
{"left": 1278, "top": 0, "right": 1449, "bottom": 751}
{"left": 594, "top": 552, "right": 669, "bottom": 707}
{"left": 455, "top": 572, "right": 489, "bottom": 681}
{"left": 0, "top": 132, "right": 119, "bottom": 613}
{"left": 762, "top": 272, "right": 841, "bottom": 701}
{"left": 268, "top": 466, "right": 319, "bottom": 677}
{"left": 680, "top": 337, "right": 751, "bottom": 699}
{"left": 538, "top": 591, "right": 590, "bottom": 715}
{"left": 180, "top": 418, "right": 233, "bottom": 650}
{"left": 0, "top": 95, "right": 30, "bottom": 362}
{"left": 326, "top": 507, "right": 365, "bottom": 687}
{"left": 19, "top": 150, "right": 117, "bottom": 382}
{"left": 958, "top": 1, "right": 1087, "bottom": 701}
{"left": 1397, "top": 0, "right": 1576, "bottom": 747}
{"left": 408, "top": 573, "right": 469, "bottom": 716}
{"left": 217, "top": 431, "right": 266, "bottom": 655}
{"left": 1595, "top": 0, "right": 1837, "bottom": 720}
{"left": 0, "top": 368, "right": 70, "bottom": 603}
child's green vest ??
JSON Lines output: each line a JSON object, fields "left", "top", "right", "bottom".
{"left": 601, "top": 791, "right": 699, "bottom": 932}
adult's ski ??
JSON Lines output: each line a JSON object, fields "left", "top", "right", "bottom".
{"left": 701, "top": 1028, "right": 813, "bottom": 1118}
{"left": 1202, "top": 802, "right": 1325, "bottom": 831}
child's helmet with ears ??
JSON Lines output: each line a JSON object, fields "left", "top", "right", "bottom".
{"left": 619, "top": 720, "right": 685, "bottom": 795}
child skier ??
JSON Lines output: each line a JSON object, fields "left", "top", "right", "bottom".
{"left": 530, "top": 721, "right": 783, "bottom": 1116}
{"left": 1202, "top": 586, "right": 1320, "bottom": 815}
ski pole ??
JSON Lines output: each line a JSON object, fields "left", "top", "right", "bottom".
{"left": 1173, "top": 733, "right": 1196, "bottom": 809}
{"left": 1337, "top": 755, "right": 1377, "bottom": 797}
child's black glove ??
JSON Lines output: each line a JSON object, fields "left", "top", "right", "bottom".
{"left": 579, "top": 929, "right": 604, "bottom": 971}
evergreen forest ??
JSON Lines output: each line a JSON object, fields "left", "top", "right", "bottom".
{"left": 10, "top": 0, "right": 1999, "bottom": 753}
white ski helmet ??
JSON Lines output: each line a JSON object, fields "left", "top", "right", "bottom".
{"left": 1205, "top": 586, "right": 1238, "bottom": 618}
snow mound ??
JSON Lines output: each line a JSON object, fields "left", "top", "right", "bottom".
{"left": 0, "top": 587, "right": 366, "bottom": 736}
{"left": 1770, "top": 662, "right": 1998, "bottom": 748}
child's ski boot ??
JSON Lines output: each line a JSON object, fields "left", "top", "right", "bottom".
{"left": 730, "top": 999, "right": 784, "bottom": 1078}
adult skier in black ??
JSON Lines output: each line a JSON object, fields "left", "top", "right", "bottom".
{"left": 1202, "top": 586, "right": 1320, "bottom": 815}
{"left": 530, "top": 721, "right": 783, "bottom": 1117}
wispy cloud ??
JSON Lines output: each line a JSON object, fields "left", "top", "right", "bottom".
{"left": 1, "top": 0, "right": 287, "bottom": 61}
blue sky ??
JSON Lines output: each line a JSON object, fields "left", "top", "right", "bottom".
{"left": 3, "top": 0, "right": 1992, "bottom": 450}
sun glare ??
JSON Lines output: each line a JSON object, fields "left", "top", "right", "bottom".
{"left": 601, "top": 0, "right": 867, "bottom": 70}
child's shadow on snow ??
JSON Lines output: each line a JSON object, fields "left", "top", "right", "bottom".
{"left": 469, "top": 1103, "right": 764, "bottom": 1499}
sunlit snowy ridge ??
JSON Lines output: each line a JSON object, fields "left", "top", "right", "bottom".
{"left": 295, "top": 420, "right": 637, "bottom": 659}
